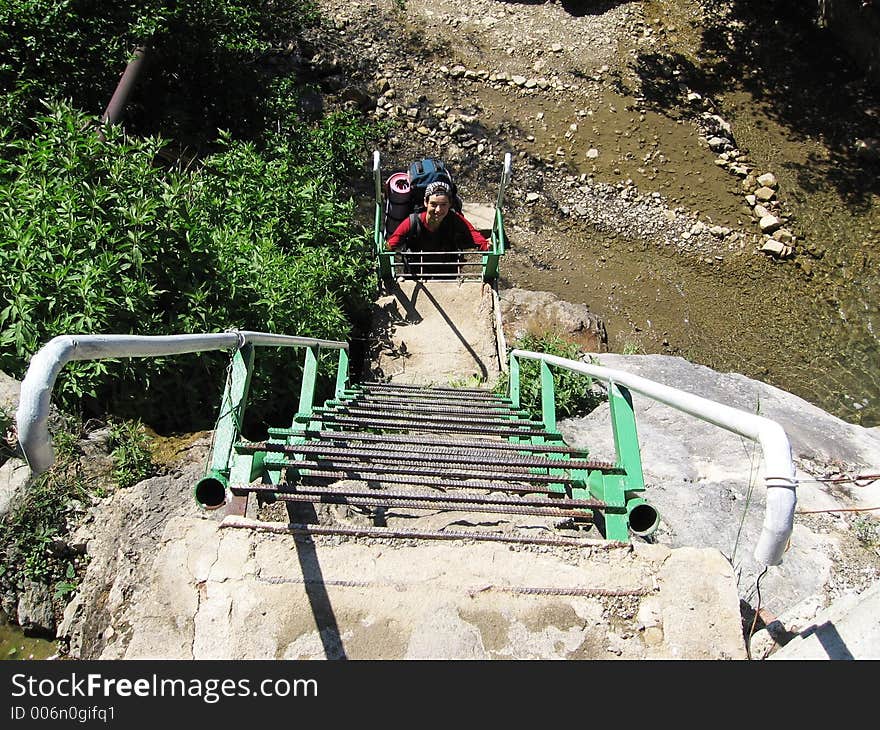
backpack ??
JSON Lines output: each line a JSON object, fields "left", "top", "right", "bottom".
{"left": 407, "top": 158, "right": 463, "bottom": 214}
{"left": 383, "top": 157, "right": 463, "bottom": 238}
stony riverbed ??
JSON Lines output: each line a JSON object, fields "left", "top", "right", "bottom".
{"left": 308, "top": 0, "right": 880, "bottom": 426}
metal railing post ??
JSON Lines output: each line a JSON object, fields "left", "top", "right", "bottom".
{"left": 335, "top": 348, "right": 350, "bottom": 399}
{"left": 540, "top": 360, "right": 557, "bottom": 433}
{"left": 295, "top": 345, "right": 319, "bottom": 425}
{"left": 508, "top": 353, "right": 521, "bottom": 409}
{"left": 206, "top": 343, "right": 254, "bottom": 480}
{"left": 608, "top": 381, "right": 645, "bottom": 490}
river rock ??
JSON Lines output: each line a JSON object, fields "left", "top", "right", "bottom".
{"left": 0, "top": 457, "right": 29, "bottom": 518}
{"left": 498, "top": 288, "right": 608, "bottom": 351}
{"left": 772, "top": 228, "right": 795, "bottom": 245}
{"left": 757, "top": 172, "right": 778, "bottom": 189}
{"left": 0, "top": 371, "right": 20, "bottom": 417}
{"left": 17, "top": 581, "right": 55, "bottom": 636}
{"left": 761, "top": 239, "right": 793, "bottom": 258}
{"left": 759, "top": 214, "right": 782, "bottom": 233}
{"left": 754, "top": 186, "right": 776, "bottom": 202}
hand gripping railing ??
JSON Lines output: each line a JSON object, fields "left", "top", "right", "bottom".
{"left": 510, "top": 350, "right": 797, "bottom": 566}
{"left": 15, "top": 332, "right": 350, "bottom": 478}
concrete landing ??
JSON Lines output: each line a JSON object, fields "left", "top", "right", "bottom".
{"left": 369, "top": 279, "right": 503, "bottom": 387}
{"left": 769, "top": 580, "right": 880, "bottom": 660}
{"left": 100, "top": 515, "right": 747, "bottom": 660}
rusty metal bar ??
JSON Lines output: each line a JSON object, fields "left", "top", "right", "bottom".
{"left": 253, "top": 492, "right": 593, "bottom": 519}
{"left": 238, "top": 441, "right": 614, "bottom": 470}
{"left": 317, "top": 415, "right": 548, "bottom": 436}
{"left": 282, "top": 459, "right": 577, "bottom": 483}
{"left": 360, "top": 383, "right": 492, "bottom": 394}
{"left": 240, "top": 482, "right": 604, "bottom": 508}
{"left": 234, "top": 473, "right": 558, "bottom": 495}
{"left": 102, "top": 46, "right": 149, "bottom": 126}
{"left": 316, "top": 405, "right": 536, "bottom": 426}
{"left": 341, "top": 399, "right": 523, "bottom": 416}
{"left": 312, "top": 431, "right": 578, "bottom": 452}
{"left": 221, "top": 516, "right": 630, "bottom": 550}
{"left": 269, "top": 430, "right": 589, "bottom": 455}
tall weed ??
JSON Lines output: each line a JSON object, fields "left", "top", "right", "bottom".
{"left": 497, "top": 333, "right": 605, "bottom": 419}
{"left": 0, "top": 102, "right": 377, "bottom": 430}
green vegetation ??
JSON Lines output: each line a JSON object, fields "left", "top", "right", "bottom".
{"left": 497, "top": 333, "right": 605, "bottom": 419}
{"left": 0, "top": 1, "right": 382, "bottom": 624}
{"left": 108, "top": 419, "right": 154, "bottom": 491}
{"left": 0, "top": 1, "right": 383, "bottom": 430}
{"left": 0, "top": 1, "right": 320, "bottom": 140}
{"left": 621, "top": 340, "right": 646, "bottom": 355}
{"left": 852, "top": 515, "right": 879, "bottom": 549}
{"left": 0, "top": 416, "right": 88, "bottom": 596}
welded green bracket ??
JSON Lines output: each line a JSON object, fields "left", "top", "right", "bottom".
{"left": 508, "top": 354, "right": 521, "bottom": 409}
{"left": 376, "top": 196, "right": 393, "bottom": 279}
{"left": 207, "top": 343, "right": 254, "bottom": 479}
{"left": 335, "top": 348, "right": 350, "bottom": 398}
{"left": 588, "top": 469, "right": 629, "bottom": 542}
{"left": 540, "top": 360, "right": 557, "bottom": 434}
{"left": 584, "top": 380, "right": 644, "bottom": 541}
{"left": 608, "top": 380, "right": 645, "bottom": 493}
{"left": 293, "top": 345, "right": 319, "bottom": 427}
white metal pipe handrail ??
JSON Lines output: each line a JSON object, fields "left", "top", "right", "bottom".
{"left": 510, "top": 349, "right": 797, "bottom": 567}
{"left": 16, "top": 331, "right": 348, "bottom": 476}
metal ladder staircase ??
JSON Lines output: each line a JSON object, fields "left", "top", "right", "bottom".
{"left": 196, "top": 353, "right": 659, "bottom": 545}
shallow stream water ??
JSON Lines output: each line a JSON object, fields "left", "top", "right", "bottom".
{"left": 500, "top": 3, "right": 880, "bottom": 427}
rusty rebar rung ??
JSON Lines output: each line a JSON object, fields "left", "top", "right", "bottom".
{"left": 286, "top": 455, "right": 545, "bottom": 476}
{"left": 319, "top": 415, "right": 549, "bottom": 437}
{"left": 222, "top": 519, "right": 624, "bottom": 550}
{"left": 239, "top": 441, "right": 615, "bottom": 471}
{"left": 246, "top": 471, "right": 563, "bottom": 495}
{"left": 351, "top": 394, "right": 513, "bottom": 408}
{"left": 351, "top": 388, "right": 506, "bottom": 402}
{"left": 253, "top": 492, "right": 593, "bottom": 520}
{"left": 317, "top": 405, "right": 536, "bottom": 427}
{"left": 238, "top": 482, "right": 604, "bottom": 508}
{"left": 360, "top": 382, "right": 491, "bottom": 395}
{"left": 301, "top": 430, "right": 589, "bottom": 455}
{"left": 342, "top": 399, "right": 523, "bottom": 416}
{"left": 283, "top": 459, "right": 576, "bottom": 483}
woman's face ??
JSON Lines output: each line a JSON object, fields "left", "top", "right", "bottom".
{"left": 425, "top": 194, "right": 451, "bottom": 227}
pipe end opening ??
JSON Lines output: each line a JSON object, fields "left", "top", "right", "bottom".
{"left": 195, "top": 475, "right": 227, "bottom": 510}
{"left": 628, "top": 502, "right": 660, "bottom": 537}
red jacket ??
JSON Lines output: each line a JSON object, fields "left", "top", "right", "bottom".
{"left": 387, "top": 211, "right": 489, "bottom": 252}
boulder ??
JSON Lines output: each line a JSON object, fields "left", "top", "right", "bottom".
{"left": 499, "top": 288, "right": 608, "bottom": 351}
{"left": 17, "top": 581, "right": 55, "bottom": 636}
{"left": 0, "top": 457, "right": 30, "bottom": 518}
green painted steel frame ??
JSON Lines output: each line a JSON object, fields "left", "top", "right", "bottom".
{"left": 211, "top": 343, "right": 350, "bottom": 489}
{"left": 506, "top": 352, "right": 647, "bottom": 542}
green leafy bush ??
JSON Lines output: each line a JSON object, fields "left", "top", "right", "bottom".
{"left": 0, "top": 101, "right": 377, "bottom": 429}
{"left": 0, "top": 1, "right": 320, "bottom": 137}
{"left": 497, "top": 333, "right": 605, "bottom": 420}
{"left": 0, "top": 415, "right": 87, "bottom": 589}
{"left": 108, "top": 419, "right": 154, "bottom": 490}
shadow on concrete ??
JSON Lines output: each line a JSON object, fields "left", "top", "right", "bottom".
{"left": 286, "top": 502, "right": 348, "bottom": 660}
{"left": 800, "top": 621, "right": 856, "bottom": 660}
{"left": 416, "top": 282, "right": 489, "bottom": 380}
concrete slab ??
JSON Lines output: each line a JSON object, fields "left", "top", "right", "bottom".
{"left": 460, "top": 203, "right": 496, "bottom": 235}
{"left": 370, "top": 279, "right": 502, "bottom": 387}
{"left": 770, "top": 580, "right": 880, "bottom": 660}
{"left": 104, "top": 516, "right": 747, "bottom": 660}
